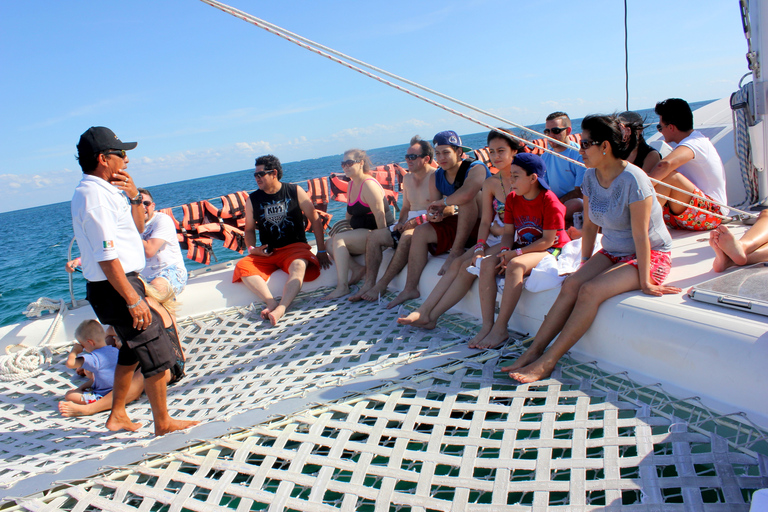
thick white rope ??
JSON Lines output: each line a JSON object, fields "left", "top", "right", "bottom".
{"left": 2, "top": 298, "right": 71, "bottom": 381}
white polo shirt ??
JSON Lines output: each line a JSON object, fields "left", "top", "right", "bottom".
{"left": 71, "top": 174, "right": 145, "bottom": 282}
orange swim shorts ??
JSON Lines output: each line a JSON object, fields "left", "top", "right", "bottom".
{"left": 232, "top": 242, "right": 321, "bottom": 283}
{"left": 663, "top": 187, "right": 723, "bottom": 231}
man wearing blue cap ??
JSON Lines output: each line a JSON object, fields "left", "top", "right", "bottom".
{"left": 387, "top": 130, "right": 490, "bottom": 309}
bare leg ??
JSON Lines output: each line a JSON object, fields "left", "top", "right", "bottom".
{"left": 143, "top": 371, "right": 198, "bottom": 436}
{"left": 500, "top": 254, "right": 613, "bottom": 371}
{"left": 710, "top": 229, "right": 734, "bottom": 272}
{"left": 474, "top": 253, "right": 547, "bottom": 349}
{"left": 268, "top": 259, "right": 307, "bottom": 325}
{"left": 419, "top": 256, "right": 482, "bottom": 329}
{"left": 240, "top": 274, "right": 279, "bottom": 319}
{"left": 322, "top": 229, "right": 369, "bottom": 299}
{"left": 468, "top": 255, "right": 502, "bottom": 348}
{"left": 438, "top": 197, "right": 479, "bottom": 276}
{"left": 105, "top": 362, "right": 143, "bottom": 432}
{"left": 363, "top": 230, "right": 414, "bottom": 301}
{"left": 398, "top": 250, "right": 473, "bottom": 326}
{"left": 387, "top": 223, "right": 437, "bottom": 308}
{"left": 654, "top": 171, "right": 697, "bottom": 215}
{"left": 563, "top": 198, "right": 583, "bottom": 227}
{"left": 350, "top": 228, "right": 393, "bottom": 301}
{"left": 60, "top": 370, "right": 145, "bottom": 417}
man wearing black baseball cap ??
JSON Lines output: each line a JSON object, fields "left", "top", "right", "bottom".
{"left": 71, "top": 126, "right": 197, "bottom": 436}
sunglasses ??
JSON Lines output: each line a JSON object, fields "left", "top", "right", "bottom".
{"left": 543, "top": 127, "right": 568, "bottom": 135}
{"left": 404, "top": 154, "right": 425, "bottom": 161}
{"left": 254, "top": 170, "right": 276, "bottom": 178}
{"left": 341, "top": 159, "right": 360, "bottom": 168}
{"left": 142, "top": 201, "right": 153, "bottom": 207}
{"left": 579, "top": 139, "right": 601, "bottom": 150}
{"left": 656, "top": 123, "right": 665, "bottom": 132}
{"left": 105, "top": 149, "right": 127, "bottom": 159}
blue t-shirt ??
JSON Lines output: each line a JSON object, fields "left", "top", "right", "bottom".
{"left": 541, "top": 143, "right": 584, "bottom": 198}
{"left": 80, "top": 345, "right": 119, "bottom": 396}
{"left": 435, "top": 160, "right": 491, "bottom": 197}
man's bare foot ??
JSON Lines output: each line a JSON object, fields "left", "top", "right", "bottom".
{"left": 386, "top": 289, "right": 419, "bottom": 309}
{"left": 709, "top": 230, "right": 733, "bottom": 272}
{"left": 437, "top": 252, "right": 460, "bottom": 276}
{"left": 267, "top": 305, "right": 286, "bottom": 326}
{"left": 361, "top": 282, "right": 387, "bottom": 302}
{"left": 500, "top": 347, "right": 544, "bottom": 373}
{"left": 714, "top": 225, "right": 747, "bottom": 266}
{"left": 507, "top": 360, "right": 554, "bottom": 384}
{"left": 321, "top": 287, "right": 350, "bottom": 300}
{"left": 348, "top": 282, "right": 374, "bottom": 302}
{"left": 59, "top": 401, "right": 89, "bottom": 417}
{"left": 472, "top": 329, "right": 509, "bottom": 349}
{"left": 154, "top": 418, "right": 200, "bottom": 437}
{"left": 260, "top": 299, "right": 279, "bottom": 320}
{"left": 106, "top": 412, "right": 142, "bottom": 432}
{"left": 467, "top": 325, "right": 493, "bottom": 348}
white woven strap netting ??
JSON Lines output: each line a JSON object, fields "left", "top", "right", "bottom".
{"left": 0, "top": 291, "right": 466, "bottom": 491}
{"left": 16, "top": 356, "right": 768, "bottom": 511}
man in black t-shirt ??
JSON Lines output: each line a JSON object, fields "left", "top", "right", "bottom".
{"left": 233, "top": 155, "right": 331, "bottom": 325}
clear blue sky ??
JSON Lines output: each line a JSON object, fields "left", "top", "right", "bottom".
{"left": 0, "top": 0, "right": 747, "bottom": 212}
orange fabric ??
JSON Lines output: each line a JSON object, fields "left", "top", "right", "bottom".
{"left": 204, "top": 192, "right": 248, "bottom": 229}
{"left": 232, "top": 242, "right": 321, "bottom": 283}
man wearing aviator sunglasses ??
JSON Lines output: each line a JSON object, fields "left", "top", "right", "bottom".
{"left": 540, "top": 112, "right": 585, "bottom": 226}
{"left": 233, "top": 154, "right": 331, "bottom": 325}
{"left": 71, "top": 126, "right": 197, "bottom": 436}
{"left": 136, "top": 188, "right": 188, "bottom": 303}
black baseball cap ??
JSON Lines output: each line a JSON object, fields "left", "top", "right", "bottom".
{"left": 77, "top": 126, "right": 137, "bottom": 156}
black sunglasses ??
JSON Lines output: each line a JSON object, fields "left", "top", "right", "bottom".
{"left": 254, "top": 170, "right": 276, "bottom": 178}
{"left": 404, "top": 154, "right": 425, "bottom": 161}
{"left": 105, "top": 149, "right": 126, "bottom": 159}
{"left": 142, "top": 201, "right": 153, "bottom": 207}
{"left": 543, "top": 127, "right": 568, "bottom": 135}
{"left": 341, "top": 159, "right": 361, "bottom": 168}
{"left": 579, "top": 139, "right": 601, "bottom": 150}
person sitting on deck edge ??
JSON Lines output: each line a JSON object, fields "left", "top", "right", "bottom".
{"left": 233, "top": 154, "right": 331, "bottom": 325}
{"left": 349, "top": 136, "right": 436, "bottom": 302}
{"left": 540, "top": 111, "right": 585, "bottom": 226}
{"left": 649, "top": 98, "right": 729, "bottom": 231}
{"left": 387, "top": 130, "right": 491, "bottom": 309}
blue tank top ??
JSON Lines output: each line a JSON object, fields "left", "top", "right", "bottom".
{"left": 435, "top": 159, "right": 491, "bottom": 196}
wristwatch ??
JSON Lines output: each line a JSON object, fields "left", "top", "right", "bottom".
{"left": 129, "top": 192, "right": 143, "bottom": 205}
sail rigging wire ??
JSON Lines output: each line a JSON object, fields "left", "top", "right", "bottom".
{"left": 198, "top": 0, "right": 752, "bottom": 220}
{"left": 196, "top": 0, "right": 581, "bottom": 166}
{"left": 624, "top": 0, "right": 629, "bottom": 111}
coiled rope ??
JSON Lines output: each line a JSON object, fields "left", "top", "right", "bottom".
{"left": 2, "top": 298, "right": 70, "bottom": 381}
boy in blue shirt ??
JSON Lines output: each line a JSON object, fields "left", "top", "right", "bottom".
{"left": 62, "top": 319, "right": 119, "bottom": 407}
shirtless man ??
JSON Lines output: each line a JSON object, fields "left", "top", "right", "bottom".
{"left": 349, "top": 136, "right": 435, "bottom": 302}
{"left": 387, "top": 130, "right": 490, "bottom": 309}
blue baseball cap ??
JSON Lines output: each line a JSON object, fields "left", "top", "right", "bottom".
{"left": 433, "top": 130, "right": 472, "bottom": 152}
{"left": 512, "top": 153, "right": 550, "bottom": 190}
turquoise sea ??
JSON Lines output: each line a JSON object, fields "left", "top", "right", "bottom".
{"left": 0, "top": 105, "right": 689, "bottom": 327}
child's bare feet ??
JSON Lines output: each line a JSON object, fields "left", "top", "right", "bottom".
{"left": 386, "top": 289, "right": 419, "bottom": 309}
{"left": 500, "top": 347, "right": 544, "bottom": 373}
{"left": 59, "top": 401, "right": 88, "bottom": 417}
{"left": 472, "top": 328, "right": 508, "bottom": 349}
{"left": 154, "top": 418, "right": 199, "bottom": 437}
{"left": 467, "top": 325, "right": 493, "bottom": 349}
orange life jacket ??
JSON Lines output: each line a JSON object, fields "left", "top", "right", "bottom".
{"left": 329, "top": 163, "right": 401, "bottom": 210}
{"left": 159, "top": 207, "right": 214, "bottom": 265}
{"left": 526, "top": 133, "right": 582, "bottom": 155}
{"left": 305, "top": 178, "right": 333, "bottom": 232}
{"left": 203, "top": 191, "right": 249, "bottom": 229}
{"left": 197, "top": 222, "right": 246, "bottom": 254}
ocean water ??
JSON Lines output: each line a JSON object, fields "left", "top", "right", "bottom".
{"left": 0, "top": 105, "right": 684, "bottom": 327}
